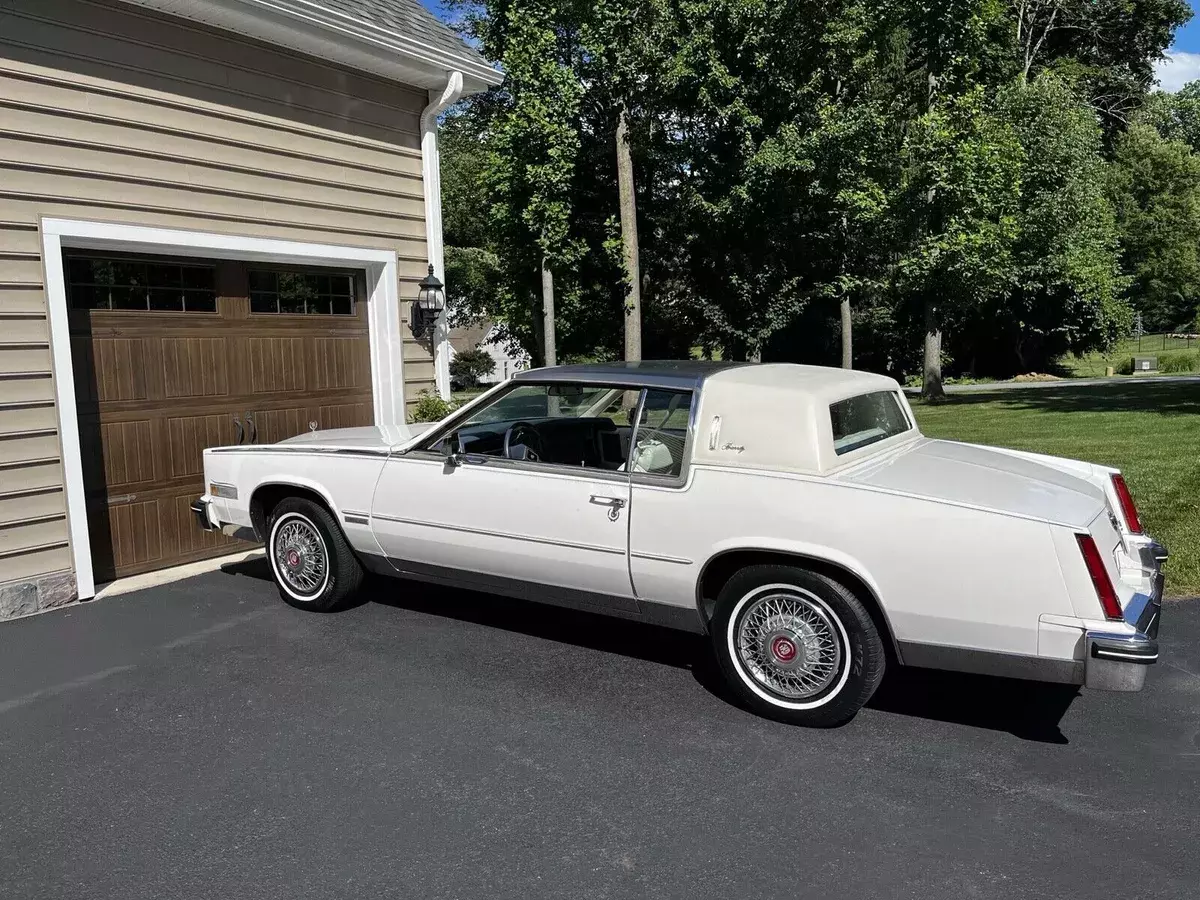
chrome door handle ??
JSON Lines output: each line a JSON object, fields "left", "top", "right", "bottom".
{"left": 589, "top": 495, "right": 626, "bottom": 508}
{"left": 590, "top": 495, "right": 626, "bottom": 521}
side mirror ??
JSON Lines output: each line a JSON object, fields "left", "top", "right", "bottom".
{"left": 442, "top": 432, "right": 464, "bottom": 467}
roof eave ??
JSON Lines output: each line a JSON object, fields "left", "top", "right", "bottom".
{"left": 115, "top": 0, "right": 503, "bottom": 92}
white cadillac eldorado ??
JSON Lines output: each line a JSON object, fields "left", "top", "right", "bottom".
{"left": 193, "top": 361, "right": 1165, "bottom": 727}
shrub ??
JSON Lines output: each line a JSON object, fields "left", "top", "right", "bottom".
{"left": 1159, "top": 352, "right": 1197, "bottom": 373}
{"left": 409, "top": 390, "right": 456, "bottom": 423}
{"left": 449, "top": 347, "right": 496, "bottom": 387}
{"left": 1115, "top": 357, "right": 1134, "bottom": 375}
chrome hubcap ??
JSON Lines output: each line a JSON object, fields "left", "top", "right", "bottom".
{"left": 735, "top": 592, "right": 842, "bottom": 699}
{"left": 273, "top": 517, "right": 327, "bottom": 596}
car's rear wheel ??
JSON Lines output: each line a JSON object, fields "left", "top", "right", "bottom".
{"left": 711, "top": 564, "right": 885, "bottom": 727}
{"left": 266, "top": 497, "right": 363, "bottom": 612}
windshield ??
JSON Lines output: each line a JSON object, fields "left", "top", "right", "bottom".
{"left": 830, "top": 391, "right": 911, "bottom": 455}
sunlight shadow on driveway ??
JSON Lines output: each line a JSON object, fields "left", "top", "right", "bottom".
{"left": 868, "top": 667, "right": 1078, "bottom": 744}
{"left": 217, "top": 557, "right": 1077, "bottom": 742}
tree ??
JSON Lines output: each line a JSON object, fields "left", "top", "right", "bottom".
{"left": 449, "top": 347, "right": 498, "bottom": 387}
{"left": 1108, "top": 123, "right": 1200, "bottom": 331}
{"left": 579, "top": 0, "right": 673, "bottom": 364}
{"left": 1142, "top": 81, "right": 1200, "bottom": 151}
{"left": 891, "top": 0, "right": 1021, "bottom": 398}
{"left": 959, "top": 75, "right": 1128, "bottom": 373}
{"left": 478, "top": 0, "right": 585, "bottom": 366}
{"left": 437, "top": 0, "right": 1191, "bottom": 381}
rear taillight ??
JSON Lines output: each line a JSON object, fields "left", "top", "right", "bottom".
{"left": 1110, "top": 473, "right": 1143, "bottom": 534}
{"left": 1077, "top": 534, "right": 1122, "bottom": 620}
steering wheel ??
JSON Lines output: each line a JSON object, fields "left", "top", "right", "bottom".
{"left": 502, "top": 421, "right": 545, "bottom": 462}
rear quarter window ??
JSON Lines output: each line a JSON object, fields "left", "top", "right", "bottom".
{"left": 830, "top": 391, "right": 911, "bottom": 455}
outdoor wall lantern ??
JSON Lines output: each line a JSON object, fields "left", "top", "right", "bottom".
{"left": 411, "top": 264, "right": 445, "bottom": 340}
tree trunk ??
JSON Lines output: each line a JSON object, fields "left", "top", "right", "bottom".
{"left": 616, "top": 106, "right": 642, "bottom": 363}
{"left": 541, "top": 257, "right": 556, "bottom": 367}
{"left": 922, "top": 299, "right": 944, "bottom": 400}
{"left": 840, "top": 297, "right": 852, "bottom": 369}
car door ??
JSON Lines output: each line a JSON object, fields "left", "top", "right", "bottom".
{"left": 369, "top": 382, "right": 639, "bottom": 613}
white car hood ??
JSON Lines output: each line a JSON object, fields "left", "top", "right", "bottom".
{"left": 840, "top": 438, "right": 1106, "bottom": 528}
{"left": 275, "top": 424, "right": 415, "bottom": 452}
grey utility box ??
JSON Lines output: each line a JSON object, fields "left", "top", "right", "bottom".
{"left": 1132, "top": 356, "right": 1158, "bottom": 372}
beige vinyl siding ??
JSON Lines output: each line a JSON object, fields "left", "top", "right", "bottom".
{"left": 0, "top": 0, "right": 440, "bottom": 589}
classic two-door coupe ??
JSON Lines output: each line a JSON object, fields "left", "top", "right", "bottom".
{"left": 193, "top": 361, "right": 1165, "bottom": 726}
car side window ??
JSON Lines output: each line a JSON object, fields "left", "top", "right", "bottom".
{"left": 630, "top": 390, "right": 693, "bottom": 478}
{"left": 429, "top": 382, "right": 637, "bottom": 471}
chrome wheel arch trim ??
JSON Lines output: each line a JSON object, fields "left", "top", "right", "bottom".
{"left": 693, "top": 547, "right": 903, "bottom": 662}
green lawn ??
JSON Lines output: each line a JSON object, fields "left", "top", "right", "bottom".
{"left": 1060, "top": 333, "right": 1200, "bottom": 378}
{"left": 912, "top": 382, "right": 1200, "bottom": 597}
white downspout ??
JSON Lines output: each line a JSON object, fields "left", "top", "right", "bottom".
{"left": 420, "top": 70, "right": 464, "bottom": 400}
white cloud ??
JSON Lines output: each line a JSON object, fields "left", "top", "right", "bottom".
{"left": 1155, "top": 51, "right": 1200, "bottom": 93}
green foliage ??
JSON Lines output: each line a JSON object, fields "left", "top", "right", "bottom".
{"left": 449, "top": 347, "right": 497, "bottom": 386}
{"left": 1108, "top": 123, "right": 1200, "bottom": 332}
{"left": 409, "top": 391, "right": 457, "bottom": 424}
{"left": 1141, "top": 83, "right": 1200, "bottom": 153}
{"left": 1158, "top": 352, "right": 1196, "bottom": 372}
{"left": 478, "top": 0, "right": 585, "bottom": 362}
{"left": 440, "top": 0, "right": 1191, "bottom": 378}
{"left": 951, "top": 75, "right": 1129, "bottom": 374}
{"left": 444, "top": 245, "right": 501, "bottom": 327}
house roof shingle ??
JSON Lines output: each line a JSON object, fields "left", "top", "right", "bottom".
{"left": 313, "top": 0, "right": 493, "bottom": 77}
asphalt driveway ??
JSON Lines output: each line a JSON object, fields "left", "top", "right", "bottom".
{"left": 2, "top": 562, "right": 1198, "bottom": 899}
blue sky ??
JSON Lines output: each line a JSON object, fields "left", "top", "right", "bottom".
{"left": 421, "top": 1, "right": 455, "bottom": 21}
{"left": 1176, "top": 2, "right": 1200, "bottom": 52}
{"left": 422, "top": 1, "right": 1200, "bottom": 91}
{"left": 1157, "top": 1, "right": 1200, "bottom": 90}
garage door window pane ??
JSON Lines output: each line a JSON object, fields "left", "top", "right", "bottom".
{"left": 247, "top": 269, "right": 355, "bottom": 316}
{"left": 65, "top": 255, "right": 215, "bottom": 312}
{"left": 184, "top": 292, "right": 217, "bottom": 313}
{"left": 148, "top": 288, "right": 185, "bottom": 312}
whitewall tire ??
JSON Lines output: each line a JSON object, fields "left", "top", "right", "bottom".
{"left": 711, "top": 564, "right": 886, "bottom": 727}
{"left": 266, "top": 497, "right": 363, "bottom": 612}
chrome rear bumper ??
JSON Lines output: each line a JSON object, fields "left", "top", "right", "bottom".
{"left": 1084, "top": 539, "right": 1166, "bottom": 691}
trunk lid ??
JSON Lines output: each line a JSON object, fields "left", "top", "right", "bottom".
{"left": 839, "top": 438, "right": 1107, "bottom": 528}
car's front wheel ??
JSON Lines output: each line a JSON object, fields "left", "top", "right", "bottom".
{"left": 711, "top": 564, "right": 886, "bottom": 727}
{"left": 266, "top": 497, "right": 363, "bottom": 612}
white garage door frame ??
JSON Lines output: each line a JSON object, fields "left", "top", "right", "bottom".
{"left": 39, "top": 217, "right": 406, "bottom": 600}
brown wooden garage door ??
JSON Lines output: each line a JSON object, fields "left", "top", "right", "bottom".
{"left": 67, "top": 251, "right": 374, "bottom": 582}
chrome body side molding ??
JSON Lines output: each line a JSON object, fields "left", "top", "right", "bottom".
{"left": 897, "top": 641, "right": 1085, "bottom": 685}
{"left": 369, "top": 512, "right": 627, "bottom": 557}
{"left": 359, "top": 554, "right": 705, "bottom": 634}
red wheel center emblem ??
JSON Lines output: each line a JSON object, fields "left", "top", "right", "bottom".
{"left": 771, "top": 636, "right": 797, "bottom": 663}
{"left": 286, "top": 549, "right": 302, "bottom": 569}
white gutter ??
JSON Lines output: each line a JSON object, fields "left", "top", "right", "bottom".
{"left": 421, "top": 71, "right": 465, "bottom": 399}
{"left": 113, "top": 0, "right": 502, "bottom": 90}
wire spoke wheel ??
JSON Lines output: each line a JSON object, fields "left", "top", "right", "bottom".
{"left": 734, "top": 590, "right": 843, "bottom": 701}
{"left": 272, "top": 515, "right": 328, "bottom": 598}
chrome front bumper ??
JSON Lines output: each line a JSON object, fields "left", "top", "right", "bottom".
{"left": 1084, "top": 539, "right": 1166, "bottom": 691}
{"left": 191, "top": 496, "right": 257, "bottom": 542}
{"left": 191, "top": 497, "right": 216, "bottom": 532}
